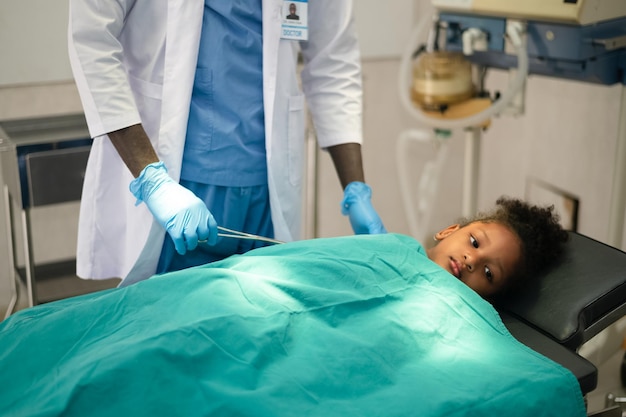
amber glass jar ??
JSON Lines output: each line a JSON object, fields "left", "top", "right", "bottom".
{"left": 411, "top": 51, "right": 474, "bottom": 111}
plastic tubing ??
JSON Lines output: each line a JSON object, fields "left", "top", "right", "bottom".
{"left": 396, "top": 129, "right": 450, "bottom": 240}
{"left": 398, "top": 14, "right": 529, "bottom": 130}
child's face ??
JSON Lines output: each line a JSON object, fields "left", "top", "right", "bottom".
{"left": 426, "top": 221, "right": 522, "bottom": 298}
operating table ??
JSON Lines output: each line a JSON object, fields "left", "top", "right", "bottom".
{"left": 0, "top": 229, "right": 624, "bottom": 415}
{"left": 496, "top": 231, "right": 626, "bottom": 415}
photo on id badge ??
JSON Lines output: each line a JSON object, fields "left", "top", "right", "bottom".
{"left": 282, "top": 0, "right": 308, "bottom": 41}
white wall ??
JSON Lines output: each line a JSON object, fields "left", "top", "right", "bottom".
{"left": 353, "top": 0, "right": 415, "bottom": 59}
{"left": 0, "top": 0, "right": 73, "bottom": 86}
{"left": 478, "top": 72, "right": 621, "bottom": 243}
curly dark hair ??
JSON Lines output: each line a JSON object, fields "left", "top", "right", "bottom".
{"left": 459, "top": 196, "right": 569, "bottom": 292}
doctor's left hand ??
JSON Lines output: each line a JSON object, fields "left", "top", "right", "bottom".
{"left": 341, "top": 181, "right": 387, "bottom": 235}
{"left": 129, "top": 161, "right": 218, "bottom": 255}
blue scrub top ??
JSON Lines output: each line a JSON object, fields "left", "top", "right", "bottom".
{"left": 181, "top": 1, "right": 267, "bottom": 187}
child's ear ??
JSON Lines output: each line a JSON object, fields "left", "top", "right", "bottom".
{"left": 434, "top": 224, "right": 461, "bottom": 241}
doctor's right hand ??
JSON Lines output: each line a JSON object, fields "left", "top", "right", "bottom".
{"left": 129, "top": 161, "right": 218, "bottom": 255}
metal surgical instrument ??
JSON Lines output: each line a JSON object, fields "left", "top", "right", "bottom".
{"left": 199, "top": 226, "right": 284, "bottom": 245}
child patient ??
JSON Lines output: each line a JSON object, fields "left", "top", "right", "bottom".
{"left": 426, "top": 196, "right": 568, "bottom": 299}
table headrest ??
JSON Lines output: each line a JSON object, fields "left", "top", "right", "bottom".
{"left": 496, "top": 232, "right": 626, "bottom": 350}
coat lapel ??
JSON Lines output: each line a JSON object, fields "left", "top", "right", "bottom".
{"left": 262, "top": 0, "right": 283, "bottom": 159}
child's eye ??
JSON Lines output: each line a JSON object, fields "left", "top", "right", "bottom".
{"left": 484, "top": 266, "right": 493, "bottom": 282}
{"left": 470, "top": 235, "right": 479, "bottom": 248}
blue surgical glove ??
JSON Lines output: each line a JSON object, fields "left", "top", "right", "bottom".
{"left": 129, "top": 161, "right": 218, "bottom": 255}
{"left": 341, "top": 181, "right": 387, "bottom": 235}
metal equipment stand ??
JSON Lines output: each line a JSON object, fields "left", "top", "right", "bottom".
{"left": 608, "top": 85, "right": 626, "bottom": 248}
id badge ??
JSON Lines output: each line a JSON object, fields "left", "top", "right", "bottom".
{"left": 281, "top": 0, "right": 308, "bottom": 41}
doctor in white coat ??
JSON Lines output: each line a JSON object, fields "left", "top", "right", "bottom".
{"left": 68, "top": 0, "right": 386, "bottom": 286}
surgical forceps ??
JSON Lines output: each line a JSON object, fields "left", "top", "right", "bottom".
{"left": 199, "top": 226, "right": 284, "bottom": 245}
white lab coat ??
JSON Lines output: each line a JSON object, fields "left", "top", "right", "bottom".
{"left": 68, "top": 0, "right": 364, "bottom": 282}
